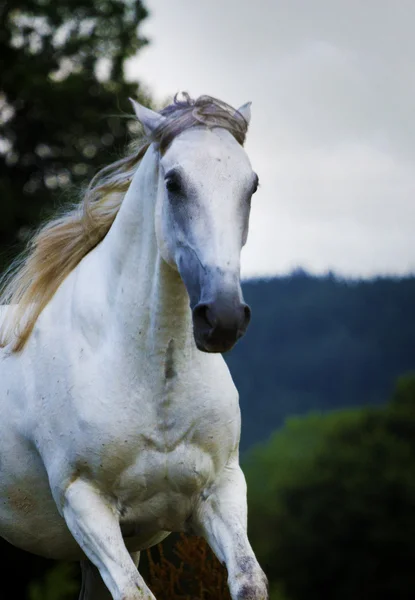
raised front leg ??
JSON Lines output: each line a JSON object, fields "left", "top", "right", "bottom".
{"left": 193, "top": 462, "right": 268, "bottom": 600}
{"left": 79, "top": 553, "right": 141, "bottom": 600}
{"left": 60, "top": 478, "right": 154, "bottom": 600}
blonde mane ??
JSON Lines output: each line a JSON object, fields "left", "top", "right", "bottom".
{"left": 0, "top": 93, "right": 248, "bottom": 352}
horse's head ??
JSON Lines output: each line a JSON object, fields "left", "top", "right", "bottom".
{"left": 131, "top": 97, "right": 258, "bottom": 353}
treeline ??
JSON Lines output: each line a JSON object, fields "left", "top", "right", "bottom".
{"left": 226, "top": 271, "right": 415, "bottom": 450}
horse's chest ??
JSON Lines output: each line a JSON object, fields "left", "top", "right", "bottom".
{"left": 116, "top": 442, "right": 217, "bottom": 534}
{"left": 65, "top": 357, "right": 238, "bottom": 532}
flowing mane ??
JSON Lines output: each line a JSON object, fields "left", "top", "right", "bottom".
{"left": 0, "top": 93, "right": 249, "bottom": 352}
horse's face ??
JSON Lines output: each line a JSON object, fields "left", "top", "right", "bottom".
{"left": 158, "top": 128, "right": 258, "bottom": 353}
{"left": 132, "top": 101, "right": 258, "bottom": 353}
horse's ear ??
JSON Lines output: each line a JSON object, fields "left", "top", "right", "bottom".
{"left": 236, "top": 102, "right": 251, "bottom": 125}
{"left": 129, "top": 98, "right": 166, "bottom": 135}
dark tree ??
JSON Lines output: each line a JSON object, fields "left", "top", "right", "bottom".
{"left": 0, "top": 0, "right": 150, "bottom": 270}
{"left": 0, "top": 1, "right": 150, "bottom": 596}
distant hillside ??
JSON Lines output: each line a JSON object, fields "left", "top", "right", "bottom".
{"left": 225, "top": 272, "right": 415, "bottom": 451}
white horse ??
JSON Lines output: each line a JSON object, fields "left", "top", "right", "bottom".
{"left": 0, "top": 94, "right": 268, "bottom": 600}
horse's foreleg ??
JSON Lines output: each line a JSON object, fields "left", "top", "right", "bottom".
{"left": 59, "top": 478, "right": 153, "bottom": 600}
{"left": 79, "top": 553, "right": 141, "bottom": 600}
{"left": 193, "top": 462, "right": 268, "bottom": 600}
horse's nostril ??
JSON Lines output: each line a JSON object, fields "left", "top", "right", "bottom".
{"left": 193, "top": 303, "right": 215, "bottom": 330}
{"left": 243, "top": 304, "right": 251, "bottom": 327}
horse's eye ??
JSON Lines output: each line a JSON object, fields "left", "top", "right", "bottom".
{"left": 165, "top": 173, "right": 182, "bottom": 194}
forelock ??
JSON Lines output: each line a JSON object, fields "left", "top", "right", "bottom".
{"left": 150, "top": 93, "right": 249, "bottom": 154}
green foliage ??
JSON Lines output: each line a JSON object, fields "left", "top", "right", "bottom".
{"left": 243, "top": 408, "right": 363, "bottom": 561}
{"left": 390, "top": 372, "right": 415, "bottom": 410}
{"left": 244, "top": 375, "right": 415, "bottom": 600}
{"left": 268, "top": 582, "right": 291, "bottom": 600}
{"left": 28, "top": 563, "right": 79, "bottom": 600}
{"left": 0, "top": 0, "right": 150, "bottom": 269}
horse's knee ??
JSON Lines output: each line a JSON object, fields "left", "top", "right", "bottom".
{"left": 236, "top": 584, "right": 268, "bottom": 600}
{"left": 119, "top": 592, "right": 154, "bottom": 600}
{"left": 234, "top": 571, "right": 269, "bottom": 600}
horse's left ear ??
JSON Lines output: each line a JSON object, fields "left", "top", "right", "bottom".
{"left": 129, "top": 98, "right": 167, "bottom": 136}
{"left": 236, "top": 102, "right": 252, "bottom": 125}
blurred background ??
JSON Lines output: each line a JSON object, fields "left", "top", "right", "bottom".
{"left": 1, "top": 1, "right": 414, "bottom": 598}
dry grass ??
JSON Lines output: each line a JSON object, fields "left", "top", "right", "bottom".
{"left": 146, "top": 534, "right": 231, "bottom": 600}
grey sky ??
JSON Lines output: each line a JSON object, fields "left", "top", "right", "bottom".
{"left": 126, "top": 0, "right": 415, "bottom": 278}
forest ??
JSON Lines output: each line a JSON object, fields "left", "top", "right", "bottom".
{"left": 1, "top": 0, "right": 414, "bottom": 598}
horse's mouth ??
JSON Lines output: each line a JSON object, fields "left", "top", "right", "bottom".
{"left": 194, "top": 325, "right": 247, "bottom": 354}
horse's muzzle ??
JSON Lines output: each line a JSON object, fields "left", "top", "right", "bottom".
{"left": 192, "top": 298, "right": 251, "bottom": 353}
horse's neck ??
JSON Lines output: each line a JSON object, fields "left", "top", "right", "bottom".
{"left": 84, "top": 145, "right": 193, "bottom": 357}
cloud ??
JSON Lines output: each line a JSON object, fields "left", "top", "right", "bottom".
{"left": 127, "top": 0, "right": 415, "bottom": 277}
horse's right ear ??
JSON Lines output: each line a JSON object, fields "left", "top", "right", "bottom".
{"left": 129, "top": 98, "right": 166, "bottom": 136}
{"left": 236, "top": 102, "right": 252, "bottom": 125}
